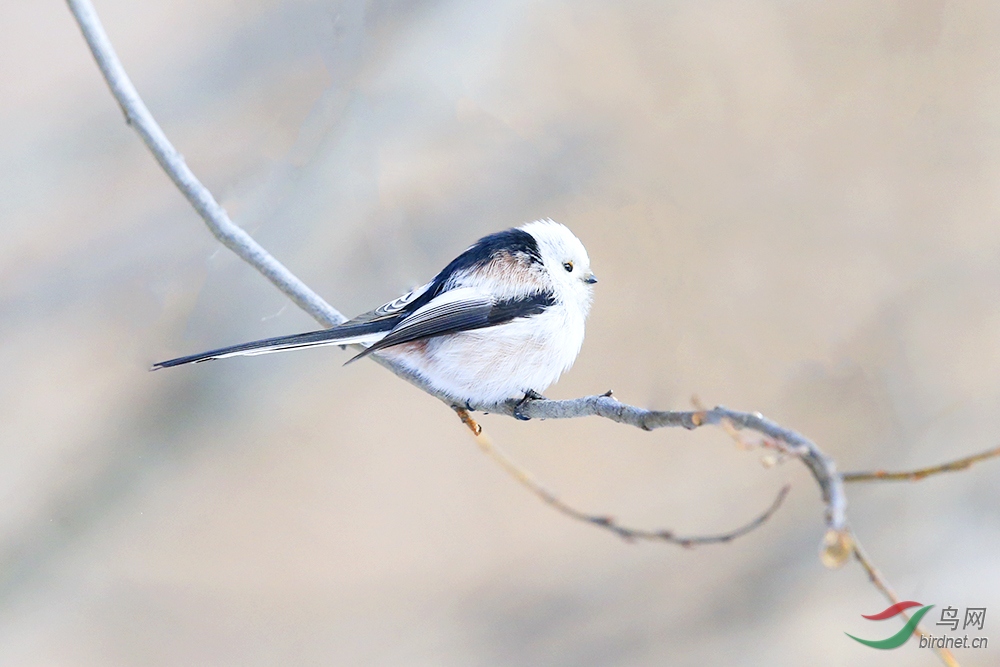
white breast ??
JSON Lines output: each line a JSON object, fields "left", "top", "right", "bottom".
{"left": 379, "top": 300, "right": 586, "bottom": 405}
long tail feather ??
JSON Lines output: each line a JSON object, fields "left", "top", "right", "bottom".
{"left": 152, "top": 321, "right": 390, "bottom": 370}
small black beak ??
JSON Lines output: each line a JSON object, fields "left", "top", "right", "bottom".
{"left": 583, "top": 273, "right": 598, "bottom": 284}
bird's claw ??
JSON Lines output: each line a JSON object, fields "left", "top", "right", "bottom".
{"left": 513, "top": 390, "right": 545, "bottom": 421}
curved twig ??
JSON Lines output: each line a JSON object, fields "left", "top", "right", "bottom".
{"left": 455, "top": 408, "right": 791, "bottom": 546}
{"left": 493, "top": 395, "right": 848, "bottom": 535}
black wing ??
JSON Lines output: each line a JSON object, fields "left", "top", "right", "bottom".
{"left": 154, "top": 226, "right": 549, "bottom": 370}
{"left": 348, "top": 287, "right": 555, "bottom": 363}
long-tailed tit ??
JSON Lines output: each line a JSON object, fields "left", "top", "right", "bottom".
{"left": 154, "top": 220, "right": 596, "bottom": 416}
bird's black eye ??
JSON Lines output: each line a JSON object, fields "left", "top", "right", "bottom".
{"left": 563, "top": 261, "right": 574, "bottom": 272}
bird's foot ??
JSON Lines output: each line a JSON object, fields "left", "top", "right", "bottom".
{"left": 513, "top": 390, "right": 546, "bottom": 421}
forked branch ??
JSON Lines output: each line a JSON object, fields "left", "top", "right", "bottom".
{"left": 455, "top": 408, "right": 790, "bottom": 546}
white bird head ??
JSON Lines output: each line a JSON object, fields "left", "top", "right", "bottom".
{"left": 521, "top": 219, "right": 596, "bottom": 312}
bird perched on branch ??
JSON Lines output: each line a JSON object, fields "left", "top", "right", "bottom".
{"left": 154, "top": 220, "right": 596, "bottom": 417}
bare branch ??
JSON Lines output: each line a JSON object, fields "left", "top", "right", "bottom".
{"left": 455, "top": 408, "right": 790, "bottom": 546}
{"left": 842, "top": 446, "right": 1000, "bottom": 483}
{"left": 496, "top": 395, "right": 849, "bottom": 540}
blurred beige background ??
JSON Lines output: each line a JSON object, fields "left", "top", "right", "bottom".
{"left": 1, "top": 0, "right": 999, "bottom": 665}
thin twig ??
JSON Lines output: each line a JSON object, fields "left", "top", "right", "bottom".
{"left": 852, "top": 539, "right": 959, "bottom": 667}
{"left": 842, "top": 446, "right": 1000, "bottom": 482}
{"left": 454, "top": 409, "right": 789, "bottom": 546}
